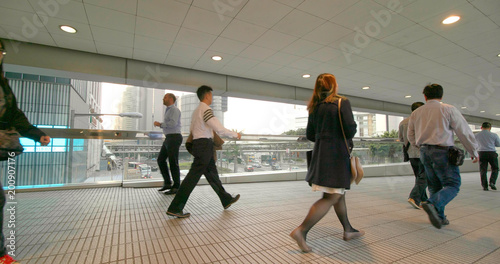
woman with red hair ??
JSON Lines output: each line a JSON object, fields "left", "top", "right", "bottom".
{"left": 290, "top": 73, "right": 364, "bottom": 253}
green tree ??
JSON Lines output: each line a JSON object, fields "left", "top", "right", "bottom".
{"left": 282, "top": 127, "right": 306, "bottom": 135}
{"left": 376, "top": 129, "right": 398, "bottom": 138}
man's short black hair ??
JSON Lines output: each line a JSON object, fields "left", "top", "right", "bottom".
{"left": 196, "top": 85, "right": 213, "bottom": 101}
{"left": 482, "top": 122, "right": 492, "bottom": 129}
{"left": 411, "top": 102, "right": 424, "bottom": 112}
{"left": 423, "top": 83, "right": 443, "bottom": 99}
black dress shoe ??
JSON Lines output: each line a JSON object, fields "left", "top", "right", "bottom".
{"left": 224, "top": 194, "right": 240, "bottom": 209}
{"left": 158, "top": 185, "right": 172, "bottom": 192}
{"left": 483, "top": 187, "right": 489, "bottom": 191}
{"left": 490, "top": 184, "right": 497, "bottom": 190}
{"left": 164, "top": 188, "right": 178, "bottom": 195}
{"left": 166, "top": 210, "right": 191, "bottom": 218}
{"left": 421, "top": 202, "right": 442, "bottom": 229}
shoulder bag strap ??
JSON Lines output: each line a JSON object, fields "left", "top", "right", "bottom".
{"left": 338, "top": 98, "right": 351, "bottom": 157}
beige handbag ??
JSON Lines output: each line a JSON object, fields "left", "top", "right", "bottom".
{"left": 338, "top": 98, "right": 364, "bottom": 185}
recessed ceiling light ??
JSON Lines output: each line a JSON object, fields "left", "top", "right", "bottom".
{"left": 405, "top": 95, "right": 412, "bottom": 98}
{"left": 496, "top": 114, "right": 500, "bottom": 116}
{"left": 497, "top": 54, "right": 500, "bottom": 57}
{"left": 480, "top": 111, "right": 486, "bottom": 113}
{"left": 461, "top": 106, "right": 467, "bottom": 109}
{"left": 60, "top": 25, "right": 77, "bottom": 33}
{"left": 302, "top": 74, "right": 311, "bottom": 78}
{"left": 211, "top": 55, "right": 222, "bottom": 61}
{"left": 362, "top": 86, "right": 370, "bottom": 90}
{"left": 442, "top": 16, "right": 460, "bottom": 24}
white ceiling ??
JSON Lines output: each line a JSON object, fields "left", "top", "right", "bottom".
{"left": 1, "top": 0, "right": 499, "bottom": 119}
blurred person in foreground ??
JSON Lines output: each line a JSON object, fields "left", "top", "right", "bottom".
{"left": 290, "top": 73, "right": 364, "bottom": 253}
{"left": 0, "top": 40, "right": 50, "bottom": 264}
{"left": 408, "top": 83, "right": 478, "bottom": 229}
{"left": 399, "top": 102, "right": 428, "bottom": 209}
{"left": 474, "top": 122, "right": 500, "bottom": 191}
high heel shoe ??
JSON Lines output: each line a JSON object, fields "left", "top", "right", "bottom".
{"left": 343, "top": 230, "right": 365, "bottom": 241}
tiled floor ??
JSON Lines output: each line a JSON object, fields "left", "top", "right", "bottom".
{"left": 10, "top": 172, "right": 500, "bottom": 263}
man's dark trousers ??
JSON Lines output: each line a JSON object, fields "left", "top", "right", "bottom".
{"left": 158, "top": 134, "right": 182, "bottom": 189}
{"left": 409, "top": 158, "right": 428, "bottom": 204}
{"left": 479, "top": 151, "right": 499, "bottom": 188}
{"left": 168, "top": 138, "right": 232, "bottom": 212}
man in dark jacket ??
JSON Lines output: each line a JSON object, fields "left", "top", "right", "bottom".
{"left": 0, "top": 39, "right": 50, "bottom": 264}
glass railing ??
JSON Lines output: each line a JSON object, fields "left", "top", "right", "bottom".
{"left": 1, "top": 128, "right": 472, "bottom": 190}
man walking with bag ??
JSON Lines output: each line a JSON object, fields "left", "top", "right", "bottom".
{"left": 166, "top": 85, "right": 241, "bottom": 218}
{"left": 408, "top": 84, "right": 478, "bottom": 229}
{"left": 475, "top": 122, "right": 500, "bottom": 191}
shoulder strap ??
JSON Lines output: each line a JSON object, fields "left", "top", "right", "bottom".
{"left": 338, "top": 98, "right": 351, "bottom": 156}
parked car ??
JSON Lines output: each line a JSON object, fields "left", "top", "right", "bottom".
{"left": 151, "top": 165, "right": 158, "bottom": 172}
{"left": 252, "top": 163, "right": 261, "bottom": 168}
{"left": 271, "top": 165, "right": 282, "bottom": 170}
{"left": 244, "top": 165, "right": 254, "bottom": 172}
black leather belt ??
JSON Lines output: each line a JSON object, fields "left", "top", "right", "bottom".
{"left": 422, "top": 144, "right": 450, "bottom": 150}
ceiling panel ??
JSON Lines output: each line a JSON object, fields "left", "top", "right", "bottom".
{"left": 168, "top": 42, "right": 206, "bottom": 61}
{"left": 83, "top": 0, "right": 137, "bottom": 15}
{"left": 219, "top": 19, "right": 267, "bottom": 44}
{"left": 52, "top": 34, "right": 96, "bottom": 53}
{"left": 90, "top": 26, "right": 134, "bottom": 47}
{"left": 85, "top": 4, "right": 136, "bottom": 34}
{"left": 95, "top": 42, "right": 133, "bottom": 58}
{"left": 137, "top": 0, "right": 189, "bottom": 26}
{"left": 192, "top": 0, "right": 249, "bottom": 19}
{"left": 135, "top": 17, "right": 180, "bottom": 42}
{"left": 174, "top": 28, "right": 217, "bottom": 49}
{"left": 209, "top": 37, "right": 249, "bottom": 56}
{"left": 0, "top": 0, "right": 34, "bottom": 12}
{"left": 0, "top": 24, "right": 55, "bottom": 47}
{"left": 239, "top": 45, "right": 277, "bottom": 61}
{"left": 133, "top": 36, "right": 172, "bottom": 53}
{"left": 45, "top": 18, "right": 93, "bottom": 40}
{"left": 132, "top": 49, "right": 167, "bottom": 64}
{"left": 282, "top": 39, "right": 322, "bottom": 57}
{"left": 264, "top": 51, "right": 301, "bottom": 66}
{"left": 27, "top": 0, "right": 89, "bottom": 24}
{"left": 272, "top": 9, "right": 325, "bottom": 38}
{"left": 402, "top": 0, "right": 468, "bottom": 23}
{"left": 182, "top": 6, "right": 232, "bottom": 36}
{"left": 297, "top": 0, "right": 358, "bottom": 20}
{"left": 303, "top": 21, "right": 352, "bottom": 46}
{"left": 235, "top": 0, "right": 293, "bottom": 28}
{"left": 307, "top": 46, "right": 343, "bottom": 63}
{"left": 253, "top": 30, "right": 297, "bottom": 51}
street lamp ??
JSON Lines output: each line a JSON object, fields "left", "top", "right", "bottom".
{"left": 70, "top": 110, "right": 143, "bottom": 128}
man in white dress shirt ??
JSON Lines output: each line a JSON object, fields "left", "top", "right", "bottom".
{"left": 408, "top": 84, "right": 478, "bottom": 229}
{"left": 167, "top": 85, "right": 242, "bottom": 218}
{"left": 475, "top": 122, "right": 500, "bottom": 191}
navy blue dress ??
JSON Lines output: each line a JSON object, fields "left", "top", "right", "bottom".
{"left": 305, "top": 97, "right": 357, "bottom": 189}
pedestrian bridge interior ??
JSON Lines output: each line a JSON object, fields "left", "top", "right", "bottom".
{"left": 1, "top": 1, "right": 500, "bottom": 263}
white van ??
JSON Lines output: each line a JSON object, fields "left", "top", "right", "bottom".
{"left": 128, "top": 162, "right": 152, "bottom": 179}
